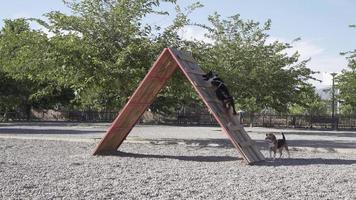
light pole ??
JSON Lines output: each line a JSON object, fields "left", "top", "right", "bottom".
{"left": 330, "top": 72, "right": 337, "bottom": 129}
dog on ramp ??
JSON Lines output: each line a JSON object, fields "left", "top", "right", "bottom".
{"left": 202, "top": 71, "right": 237, "bottom": 115}
{"left": 265, "top": 132, "right": 290, "bottom": 159}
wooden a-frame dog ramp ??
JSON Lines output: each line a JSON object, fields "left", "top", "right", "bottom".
{"left": 93, "top": 48, "right": 265, "bottom": 164}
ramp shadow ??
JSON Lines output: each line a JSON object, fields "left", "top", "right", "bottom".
{"left": 145, "top": 138, "right": 234, "bottom": 148}
{"left": 255, "top": 158, "right": 356, "bottom": 166}
{"left": 98, "top": 151, "right": 241, "bottom": 162}
{"left": 0, "top": 128, "right": 102, "bottom": 135}
{"left": 282, "top": 131, "right": 356, "bottom": 138}
{"left": 130, "top": 138, "right": 356, "bottom": 152}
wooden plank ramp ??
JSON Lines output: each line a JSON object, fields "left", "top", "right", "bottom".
{"left": 169, "top": 48, "right": 265, "bottom": 164}
{"left": 93, "top": 48, "right": 265, "bottom": 164}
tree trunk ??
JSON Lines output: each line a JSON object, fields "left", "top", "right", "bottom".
{"left": 2, "top": 110, "right": 8, "bottom": 122}
{"left": 249, "top": 112, "right": 254, "bottom": 127}
{"left": 25, "top": 104, "right": 32, "bottom": 121}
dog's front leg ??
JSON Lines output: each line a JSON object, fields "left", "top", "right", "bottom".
{"left": 285, "top": 146, "right": 290, "bottom": 158}
{"left": 269, "top": 149, "right": 272, "bottom": 158}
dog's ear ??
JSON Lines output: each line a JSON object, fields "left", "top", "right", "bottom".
{"left": 203, "top": 71, "right": 213, "bottom": 80}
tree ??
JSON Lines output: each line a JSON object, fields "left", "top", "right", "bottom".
{"left": 337, "top": 25, "right": 356, "bottom": 114}
{"left": 1, "top": 0, "right": 319, "bottom": 120}
{"left": 0, "top": 71, "right": 23, "bottom": 121}
{"left": 288, "top": 92, "right": 327, "bottom": 116}
{"left": 0, "top": 19, "right": 74, "bottom": 120}
{"left": 1, "top": 0, "right": 202, "bottom": 115}
{"left": 196, "top": 13, "right": 317, "bottom": 115}
{"left": 33, "top": 0, "right": 181, "bottom": 111}
{"left": 149, "top": 2, "right": 206, "bottom": 114}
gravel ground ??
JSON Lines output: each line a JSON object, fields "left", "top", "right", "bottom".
{"left": 1, "top": 138, "right": 356, "bottom": 199}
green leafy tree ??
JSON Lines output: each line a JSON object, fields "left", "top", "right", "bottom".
{"left": 197, "top": 13, "right": 317, "bottom": 115}
{"left": 1, "top": 0, "right": 202, "bottom": 115}
{"left": 339, "top": 104, "right": 356, "bottom": 116}
{"left": 288, "top": 90, "right": 327, "bottom": 116}
{"left": 1, "top": 0, "right": 320, "bottom": 120}
{"left": 36, "top": 0, "right": 181, "bottom": 111}
{"left": 0, "top": 71, "right": 23, "bottom": 120}
{"left": 0, "top": 19, "right": 73, "bottom": 120}
{"left": 149, "top": 2, "right": 206, "bottom": 114}
{"left": 337, "top": 25, "right": 356, "bottom": 113}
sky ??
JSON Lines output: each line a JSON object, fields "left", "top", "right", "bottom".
{"left": 0, "top": 0, "right": 355, "bottom": 88}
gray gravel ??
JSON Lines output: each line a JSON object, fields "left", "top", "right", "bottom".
{"left": 1, "top": 137, "right": 356, "bottom": 199}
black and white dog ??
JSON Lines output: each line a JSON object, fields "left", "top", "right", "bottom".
{"left": 202, "top": 71, "right": 237, "bottom": 115}
{"left": 265, "top": 132, "right": 290, "bottom": 159}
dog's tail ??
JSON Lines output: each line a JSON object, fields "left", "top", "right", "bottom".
{"left": 232, "top": 106, "right": 237, "bottom": 115}
{"left": 282, "top": 132, "right": 286, "bottom": 141}
{"left": 229, "top": 98, "right": 237, "bottom": 115}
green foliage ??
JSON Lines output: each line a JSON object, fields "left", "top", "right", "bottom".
{"left": 337, "top": 68, "right": 356, "bottom": 109}
{"left": 339, "top": 104, "right": 356, "bottom": 116}
{"left": 0, "top": 0, "right": 319, "bottom": 116}
{"left": 149, "top": 2, "right": 205, "bottom": 114}
{"left": 337, "top": 25, "right": 356, "bottom": 112}
{"left": 288, "top": 94, "right": 327, "bottom": 116}
{"left": 197, "top": 13, "right": 317, "bottom": 114}
{"left": 0, "top": 71, "right": 24, "bottom": 112}
{"left": 37, "top": 0, "right": 188, "bottom": 111}
{"left": 0, "top": 19, "right": 73, "bottom": 115}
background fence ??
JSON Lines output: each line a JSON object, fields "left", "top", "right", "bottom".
{"left": 1, "top": 109, "right": 356, "bottom": 130}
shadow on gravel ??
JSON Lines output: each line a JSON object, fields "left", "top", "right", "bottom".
{"left": 286, "top": 139, "right": 356, "bottom": 150}
{"left": 283, "top": 131, "right": 356, "bottom": 138}
{"left": 0, "top": 128, "right": 103, "bottom": 135}
{"left": 147, "top": 138, "right": 235, "bottom": 149}
{"left": 256, "top": 158, "right": 356, "bottom": 166}
{"left": 106, "top": 151, "right": 241, "bottom": 162}
{"left": 0, "top": 122, "right": 109, "bottom": 127}
{"left": 144, "top": 138, "right": 356, "bottom": 151}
